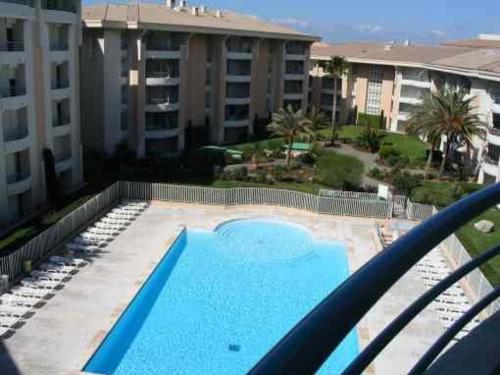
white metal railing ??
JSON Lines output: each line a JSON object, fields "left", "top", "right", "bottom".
{"left": 0, "top": 183, "right": 121, "bottom": 282}
{"left": 0, "top": 182, "right": 439, "bottom": 284}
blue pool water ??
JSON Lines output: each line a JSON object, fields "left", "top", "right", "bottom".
{"left": 85, "top": 219, "right": 358, "bottom": 374}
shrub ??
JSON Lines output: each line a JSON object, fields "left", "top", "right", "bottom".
{"left": 379, "top": 146, "right": 409, "bottom": 168}
{"left": 357, "top": 113, "right": 382, "bottom": 129}
{"left": 316, "top": 153, "right": 364, "bottom": 190}
{"left": 411, "top": 182, "right": 481, "bottom": 207}
{"left": 368, "top": 167, "right": 383, "bottom": 179}
{"left": 392, "top": 170, "right": 423, "bottom": 195}
{"left": 357, "top": 125, "right": 383, "bottom": 152}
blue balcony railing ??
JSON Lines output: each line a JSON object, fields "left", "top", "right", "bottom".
{"left": 250, "top": 183, "right": 500, "bottom": 374}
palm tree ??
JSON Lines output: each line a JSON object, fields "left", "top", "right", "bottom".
{"left": 323, "top": 56, "right": 349, "bottom": 144}
{"left": 306, "top": 106, "right": 329, "bottom": 141}
{"left": 267, "top": 105, "right": 313, "bottom": 167}
{"left": 407, "top": 86, "right": 485, "bottom": 178}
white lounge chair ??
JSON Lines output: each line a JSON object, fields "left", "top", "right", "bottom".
{"left": 49, "top": 256, "right": 87, "bottom": 267}
{"left": 21, "top": 278, "right": 60, "bottom": 290}
{"left": 107, "top": 212, "right": 136, "bottom": 220}
{"left": 31, "top": 271, "right": 71, "bottom": 282}
{"left": 101, "top": 217, "right": 131, "bottom": 226}
{"left": 39, "top": 262, "right": 77, "bottom": 274}
{"left": 0, "top": 294, "right": 44, "bottom": 308}
{"left": 66, "top": 242, "right": 100, "bottom": 254}
{"left": 78, "top": 232, "right": 110, "bottom": 243}
{"left": 87, "top": 226, "right": 118, "bottom": 236}
{"left": 0, "top": 316, "right": 22, "bottom": 328}
{"left": 10, "top": 286, "right": 54, "bottom": 299}
{"left": 0, "top": 305, "right": 32, "bottom": 318}
{"left": 73, "top": 236, "right": 101, "bottom": 246}
{"left": 0, "top": 326, "right": 13, "bottom": 338}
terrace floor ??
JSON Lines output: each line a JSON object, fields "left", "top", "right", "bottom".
{"left": 0, "top": 202, "right": 448, "bottom": 374}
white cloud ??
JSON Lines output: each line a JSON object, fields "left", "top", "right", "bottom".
{"left": 271, "top": 18, "right": 311, "bottom": 28}
{"left": 355, "top": 24, "right": 383, "bottom": 33}
{"left": 429, "top": 29, "right": 447, "bottom": 38}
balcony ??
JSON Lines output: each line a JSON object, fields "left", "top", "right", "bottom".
{"left": 401, "top": 78, "right": 432, "bottom": 89}
{"left": 1, "top": 0, "right": 33, "bottom": 6}
{"left": 0, "top": 41, "right": 24, "bottom": 52}
{"left": 53, "top": 114, "right": 70, "bottom": 127}
{"left": 482, "top": 155, "right": 499, "bottom": 177}
{"left": 52, "top": 79, "right": 69, "bottom": 90}
{"left": 42, "top": 0, "right": 77, "bottom": 13}
{"left": 6, "top": 172, "right": 31, "bottom": 196}
{"left": 146, "top": 72, "right": 180, "bottom": 87}
{"left": 399, "top": 96, "right": 422, "bottom": 105}
{"left": 145, "top": 98, "right": 180, "bottom": 113}
{"left": 487, "top": 128, "right": 500, "bottom": 146}
{"left": 226, "top": 52, "right": 253, "bottom": 61}
{"left": 3, "top": 124, "right": 28, "bottom": 143}
{"left": 0, "top": 86, "right": 26, "bottom": 98}
{"left": 398, "top": 111, "right": 411, "bottom": 121}
{"left": 491, "top": 95, "right": 500, "bottom": 113}
{"left": 50, "top": 42, "right": 68, "bottom": 51}
{"left": 224, "top": 119, "right": 249, "bottom": 128}
{"left": 145, "top": 127, "right": 179, "bottom": 140}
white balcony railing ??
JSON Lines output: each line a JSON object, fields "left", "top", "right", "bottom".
{"left": 0, "top": 86, "right": 26, "bottom": 98}
{"left": 7, "top": 171, "right": 31, "bottom": 185}
{"left": 3, "top": 126, "right": 28, "bottom": 142}
{"left": 0, "top": 41, "right": 24, "bottom": 52}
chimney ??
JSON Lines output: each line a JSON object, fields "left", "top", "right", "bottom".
{"left": 192, "top": 6, "right": 199, "bottom": 16}
{"left": 200, "top": 5, "right": 206, "bottom": 14}
{"left": 216, "top": 9, "right": 223, "bottom": 18}
{"left": 179, "top": 0, "right": 187, "bottom": 7}
{"left": 404, "top": 39, "right": 411, "bottom": 46}
{"left": 166, "top": 0, "right": 175, "bottom": 8}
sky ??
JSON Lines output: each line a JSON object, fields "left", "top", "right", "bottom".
{"left": 82, "top": 0, "right": 500, "bottom": 44}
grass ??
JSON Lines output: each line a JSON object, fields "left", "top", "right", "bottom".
{"left": 316, "top": 152, "right": 364, "bottom": 190}
{"left": 457, "top": 209, "right": 500, "bottom": 286}
{"left": 210, "top": 180, "right": 323, "bottom": 194}
{"left": 411, "top": 180, "right": 481, "bottom": 207}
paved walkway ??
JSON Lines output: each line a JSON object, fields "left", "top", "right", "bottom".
{"left": 0, "top": 203, "right": 447, "bottom": 374}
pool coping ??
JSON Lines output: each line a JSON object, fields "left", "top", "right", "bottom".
{"left": 78, "top": 227, "right": 185, "bottom": 375}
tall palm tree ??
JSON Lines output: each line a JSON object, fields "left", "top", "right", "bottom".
{"left": 323, "top": 56, "right": 349, "bottom": 144}
{"left": 306, "top": 106, "right": 329, "bottom": 141}
{"left": 267, "top": 105, "right": 312, "bottom": 167}
{"left": 407, "top": 86, "right": 485, "bottom": 178}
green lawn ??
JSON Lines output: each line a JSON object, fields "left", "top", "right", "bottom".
{"left": 381, "top": 132, "right": 427, "bottom": 164}
{"left": 210, "top": 180, "right": 323, "bottom": 194}
{"left": 457, "top": 209, "right": 500, "bottom": 286}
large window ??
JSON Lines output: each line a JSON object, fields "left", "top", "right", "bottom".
{"left": 366, "top": 66, "right": 383, "bottom": 115}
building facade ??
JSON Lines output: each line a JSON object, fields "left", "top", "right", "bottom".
{"left": 0, "top": 0, "right": 83, "bottom": 227}
{"left": 81, "top": 2, "right": 317, "bottom": 159}
{"left": 310, "top": 38, "right": 500, "bottom": 185}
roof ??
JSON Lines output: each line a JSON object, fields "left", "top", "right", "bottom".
{"left": 443, "top": 39, "right": 500, "bottom": 49}
{"left": 311, "top": 41, "right": 500, "bottom": 79}
{"left": 311, "top": 42, "right": 470, "bottom": 65}
{"left": 82, "top": 4, "right": 319, "bottom": 42}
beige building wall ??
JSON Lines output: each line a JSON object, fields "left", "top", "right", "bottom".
{"left": 0, "top": 0, "right": 83, "bottom": 228}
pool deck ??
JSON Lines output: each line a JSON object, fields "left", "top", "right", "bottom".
{"left": 0, "top": 202, "right": 445, "bottom": 374}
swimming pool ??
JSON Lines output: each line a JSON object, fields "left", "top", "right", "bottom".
{"left": 85, "top": 219, "right": 358, "bottom": 374}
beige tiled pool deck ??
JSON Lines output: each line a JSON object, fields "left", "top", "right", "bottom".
{"left": 0, "top": 202, "right": 446, "bottom": 374}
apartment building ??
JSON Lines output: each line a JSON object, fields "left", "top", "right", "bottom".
{"left": 80, "top": 1, "right": 318, "bottom": 159}
{"left": 310, "top": 37, "right": 500, "bottom": 185}
{"left": 0, "top": 0, "right": 83, "bottom": 227}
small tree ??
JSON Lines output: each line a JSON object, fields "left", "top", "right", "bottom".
{"left": 407, "top": 86, "right": 485, "bottom": 178}
{"left": 323, "top": 56, "right": 349, "bottom": 144}
{"left": 267, "top": 105, "right": 313, "bottom": 167}
{"left": 306, "top": 106, "right": 329, "bottom": 141}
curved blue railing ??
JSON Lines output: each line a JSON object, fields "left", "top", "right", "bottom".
{"left": 250, "top": 183, "right": 500, "bottom": 374}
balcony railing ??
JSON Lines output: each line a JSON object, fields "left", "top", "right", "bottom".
{"left": 3, "top": 126, "right": 28, "bottom": 142}
{"left": 148, "top": 97, "right": 178, "bottom": 105}
{"left": 489, "top": 127, "right": 500, "bottom": 136}
{"left": 54, "top": 153, "right": 71, "bottom": 162}
{"left": 53, "top": 115, "right": 70, "bottom": 127}
{"left": 286, "top": 46, "right": 306, "bottom": 55}
{"left": 484, "top": 155, "right": 499, "bottom": 166}
{"left": 146, "top": 71, "right": 180, "bottom": 79}
{"left": 42, "top": 0, "right": 77, "bottom": 13}
{"left": 0, "top": 86, "right": 26, "bottom": 98}
{"left": 1, "top": 0, "right": 33, "bottom": 6}
{"left": 50, "top": 42, "right": 68, "bottom": 51}
{"left": 0, "top": 42, "right": 24, "bottom": 52}
{"left": 6, "top": 171, "right": 30, "bottom": 184}
{"left": 146, "top": 121, "right": 178, "bottom": 131}
{"left": 52, "top": 80, "right": 69, "bottom": 90}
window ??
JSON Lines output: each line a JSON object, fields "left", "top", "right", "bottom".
{"left": 366, "top": 66, "right": 383, "bottom": 115}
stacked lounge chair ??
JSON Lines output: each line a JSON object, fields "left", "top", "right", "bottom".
{"left": 0, "top": 201, "right": 149, "bottom": 338}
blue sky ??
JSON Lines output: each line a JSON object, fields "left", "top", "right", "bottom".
{"left": 82, "top": 0, "right": 500, "bottom": 44}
